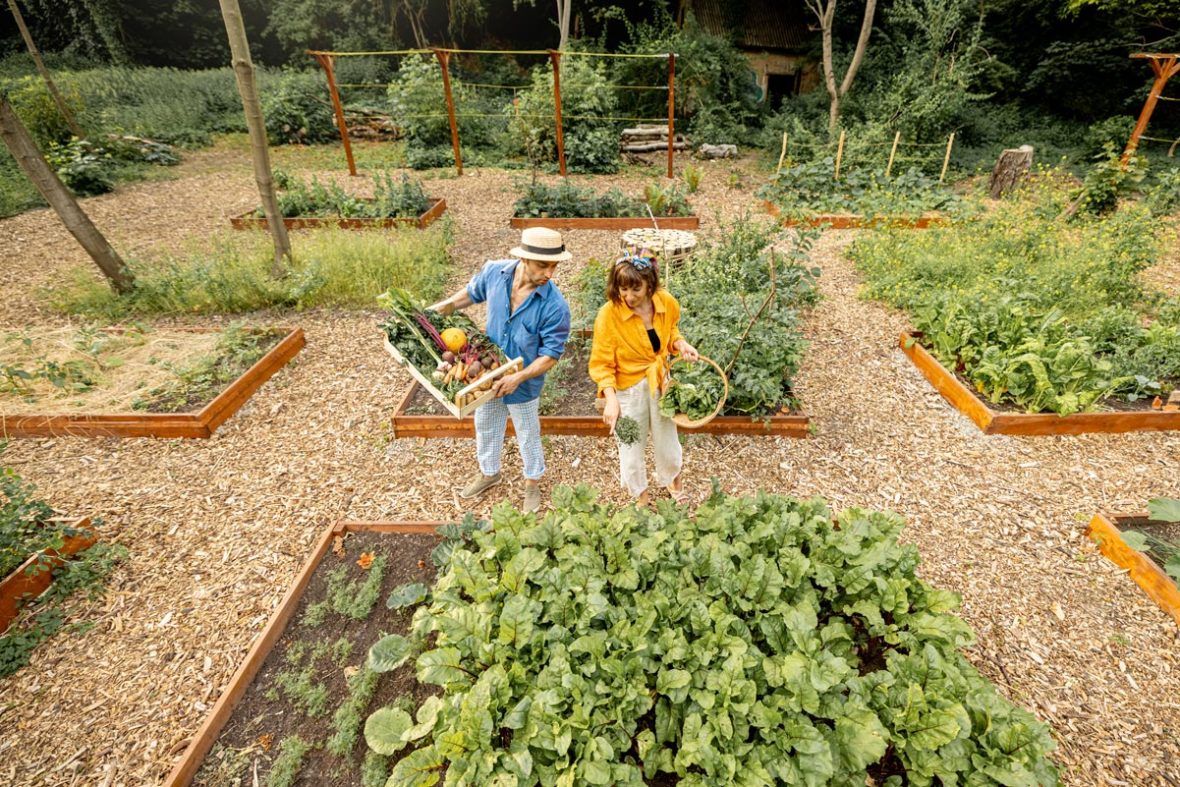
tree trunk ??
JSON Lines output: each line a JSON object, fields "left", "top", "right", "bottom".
{"left": 556, "top": 0, "right": 571, "bottom": 50}
{"left": 805, "top": 0, "right": 878, "bottom": 136}
{"left": 988, "top": 145, "right": 1034, "bottom": 199}
{"left": 0, "top": 94, "right": 133, "bottom": 294}
{"left": 218, "top": 0, "right": 290, "bottom": 278}
{"left": 7, "top": 0, "right": 83, "bottom": 139}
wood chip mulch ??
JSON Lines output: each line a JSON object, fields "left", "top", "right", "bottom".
{"left": 0, "top": 146, "right": 1178, "bottom": 785}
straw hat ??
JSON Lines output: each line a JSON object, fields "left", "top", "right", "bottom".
{"left": 510, "top": 227, "right": 573, "bottom": 262}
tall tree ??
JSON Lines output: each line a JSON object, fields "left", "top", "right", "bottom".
{"left": 514, "top": 0, "right": 573, "bottom": 50}
{"left": 219, "top": 0, "right": 291, "bottom": 278}
{"left": 6, "top": 0, "right": 83, "bottom": 139}
{"left": 0, "top": 93, "right": 133, "bottom": 294}
{"left": 804, "top": 0, "right": 879, "bottom": 134}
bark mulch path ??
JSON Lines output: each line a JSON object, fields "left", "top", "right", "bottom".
{"left": 0, "top": 143, "right": 1178, "bottom": 785}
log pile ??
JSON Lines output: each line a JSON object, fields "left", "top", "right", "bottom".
{"left": 620, "top": 126, "right": 689, "bottom": 153}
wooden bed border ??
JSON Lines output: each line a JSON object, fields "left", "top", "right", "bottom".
{"left": 1088, "top": 512, "right": 1180, "bottom": 625}
{"left": 230, "top": 198, "right": 447, "bottom": 230}
{"left": 0, "top": 516, "right": 93, "bottom": 634}
{"left": 0, "top": 328, "right": 305, "bottom": 439}
{"left": 900, "top": 333, "right": 1180, "bottom": 436}
{"left": 509, "top": 215, "right": 700, "bottom": 230}
{"left": 762, "top": 200, "right": 946, "bottom": 229}
{"left": 162, "top": 520, "right": 443, "bottom": 787}
{"left": 389, "top": 381, "right": 810, "bottom": 438}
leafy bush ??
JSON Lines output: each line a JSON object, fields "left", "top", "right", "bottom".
{"left": 388, "top": 54, "right": 499, "bottom": 169}
{"left": 759, "top": 160, "right": 964, "bottom": 220}
{"left": 0, "top": 463, "right": 58, "bottom": 578}
{"left": 513, "top": 179, "right": 691, "bottom": 218}
{"left": 366, "top": 485, "right": 1059, "bottom": 786}
{"left": 509, "top": 56, "right": 618, "bottom": 173}
{"left": 44, "top": 136, "right": 179, "bottom": 198}
{"left": 3, "top": 76, "right": 86, "bottom": 147}
{"left": 263, "top": 170, "right": 428, "bottom": 219}
{"left": 852, "top": 176, "right": 1180, "bottom": 413}
{"left": 54, "top": 223, "right": 452, "bottom": 318}
{"left": 262, "top": 69, "right": 338, "bottom": 145}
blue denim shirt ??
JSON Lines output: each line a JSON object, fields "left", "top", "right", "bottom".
{"left": 466, "top": 260, "right": 571, "bottom": 405}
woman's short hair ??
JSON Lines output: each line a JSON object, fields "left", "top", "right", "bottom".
{"left": 607, "top": 251, "right": 661, "bottom": 304}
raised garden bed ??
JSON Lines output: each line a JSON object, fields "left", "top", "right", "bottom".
{"left": 164, "top": 519, "right": 442, "bottom": 787}
{"left": 763, "top": 201, "right": 946, "bottom": 229}
{"left": 230, "top": 197, "right": 447, "bottom": 230}
{"left": 509, "top": 214, "right": 699, "bottom": 230}
{"left": 0, "top": 327, "right": 305, "bottom": 439}
{"left": 1088, "top": 512, "right": 1180, "bottom": 625}
{"left": 900, "top": 332, "right": 1180, "bottom": 435}
{"left": 0, "top": 516, "right": 93, "bottom": 633}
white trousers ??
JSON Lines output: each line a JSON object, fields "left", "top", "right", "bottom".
{"left": 616, "top": 379, "right": 681, "bottom": 497}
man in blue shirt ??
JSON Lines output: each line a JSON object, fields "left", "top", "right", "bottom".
{"left": 428, "top": 227, "right": 572, "bottom": 513}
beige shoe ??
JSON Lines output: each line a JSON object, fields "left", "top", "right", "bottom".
{"left": 523, "top": 483, "right": 542, "bottom": 513}
{"left": 460, "top": 471, "right": 502, "bottom": 499}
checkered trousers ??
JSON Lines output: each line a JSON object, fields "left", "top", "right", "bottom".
{"left": 474, "top": 396, "right": 545, "bottom": 480}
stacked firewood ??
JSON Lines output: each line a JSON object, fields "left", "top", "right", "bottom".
{"left": 620, "top": 126, "right": 689, "bottom": 153}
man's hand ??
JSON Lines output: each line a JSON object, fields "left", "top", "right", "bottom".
{"left": 427, "top": 299, "right": 453, "bottom": 315}
{"left": 674, "top": 339, "right": 700, "bottom": 362}
{"left": 492, "top": 372, "right": 523, "bottom": 398}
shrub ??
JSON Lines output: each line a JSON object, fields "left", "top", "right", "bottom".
{"left": 4, "top": 76, "right": 86, "bottom": 147}
{"left": 262, "top": 70, "right": 338, "bottom": 145}
{"left": 388, "top": 54, "right": 499, "bottom": 168}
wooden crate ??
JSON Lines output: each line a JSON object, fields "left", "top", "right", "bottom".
{"left": 1088, "top": 512, "right": 1180, "bottom": 625}
{"left": 230, "top": 197, "right": 447, "bottom": 230}
{"left": 382, "top": 334, "right": 523, "bottom": 419}
{"left": 0, "top": 517, "right": 94, "bottom": 633}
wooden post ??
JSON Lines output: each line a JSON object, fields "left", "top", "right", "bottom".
{"left": 1123, "top": 53, "right": 1180, "bottom": 167}
{"left": 667, "top": 52, "right": 676, "bottom": 179}
{"left": 939, "top": 131, "right": 955, "bottom": 183}
{"left": 885, "top": 130, "right": 900, "bottom": 177}
{"left": 311, "top": 52, "right": 356, "bottom": 176}
{"left": 548, "top": 50, "right": 566, "bottom": 176}
{"left": 7, "top": 0, "right": 82, "bottom": 139}
{"left": 0, "top": 94, "right": 133, "bottom": 293}
{"left": 433, "top": 49, "right": 463, "bottom": 176}
{"left": 834, "top": 128, "right": 846, "bottom": 179}
{"left": 776, "top": 131, "right": 788, "bottom": 173}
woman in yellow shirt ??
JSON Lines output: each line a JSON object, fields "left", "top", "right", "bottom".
{"left": 588, "top": 252, "right": 699, "bottom": 505}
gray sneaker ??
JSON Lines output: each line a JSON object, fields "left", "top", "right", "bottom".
{"left": 460, "top": 471, "right": 502, "bottom": 499}
{"left": 523, "top": 483, "right": 542, "bottom": 513}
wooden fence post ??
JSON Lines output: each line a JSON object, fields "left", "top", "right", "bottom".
{"left": 311, "top": 52, "right": 356, "bottom": 176}
{"left": 433, "top": 49, "right": 463, "bottom": 176}
{"left": 834, "top": 128, "right": 846, "bottom": 179}
{"left": 776, "top": 131, "right": 788, "bottom": 173}
{"left": 939, "top": 131, "right": 955, "bottom": 183}
{"left": 886, "top": 131, "right": 900, "bottom": 177}
{"left": 548, "top": 50, "right": 566, "bottom": 176}
{"left": 667, "top": 52, "right": 676, "bottom": 179}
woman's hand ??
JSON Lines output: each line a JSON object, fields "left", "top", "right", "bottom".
{"left": 674, "top": 339, "right": 700, "bottom": 362}
{"left": 602, "top": 392, "right": 620, "bottom": 431}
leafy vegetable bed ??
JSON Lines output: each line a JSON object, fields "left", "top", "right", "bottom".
{"left": 511, "top": 180, "right": 699, "bottom": 229}
{"left": 855, "top": 178, "right": 1180, "bottom": 419}
{"left": 172, "top": 491, "right": 1060, "bottom": 787}
{"left": 231, "top": 172, "right": 446, "bottom": 229}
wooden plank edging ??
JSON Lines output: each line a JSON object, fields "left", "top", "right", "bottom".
{"left": 0, "top": 328, "right": 305, "bottom": 439}
{"left": 163, "top": 521, "right": 444, "bottom": 787}
{"left": 762, "top": 200, "right": 946, "bottom": 229}
{"left": 390, "top": 381, "right": 810, "bottom": 438}
{"left": 899, "top": 333, "right": 1180, "bottom": 435}
{"left": 0, "top": 517, "right": 94, "bottom": 633}
{"left": 229, "top": 198, "right": 447, "bottom": 230}
{"left": 1088, "top": 512, "right": 1180, "bottom": 625}
{"left": 509, "top": 215, "right": 700, "bottom": 230}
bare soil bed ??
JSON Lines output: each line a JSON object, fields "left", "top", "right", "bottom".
{"left": 0, "top": 139, "right": 1178, "bottom": 785}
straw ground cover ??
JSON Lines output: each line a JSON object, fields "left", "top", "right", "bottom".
{"left": 0, "top": 324, "right": 282, "bottom": 415}
{"left": 0, "top": 139, "right": 1177, "bottom": 785}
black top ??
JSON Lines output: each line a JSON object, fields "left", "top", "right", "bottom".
{"left": 647, "top": 328, "right": 661, "bottom": 352}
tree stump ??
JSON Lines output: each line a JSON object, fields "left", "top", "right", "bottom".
{"left": 989, "top": 145, "right": 1034, "bottom": 198}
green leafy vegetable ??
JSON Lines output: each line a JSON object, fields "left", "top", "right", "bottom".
{"left": 614, "top": 415, "right": 640, "bottom": 445}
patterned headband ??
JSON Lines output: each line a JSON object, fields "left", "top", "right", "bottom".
{"left": 616, "top": 247, "right": 657, "bottom": 272}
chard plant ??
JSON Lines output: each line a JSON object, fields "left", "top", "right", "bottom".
{"left": 363, "top": 486, "right": 1059, "bottom": 786}
{"left": 758, "top": 160, "right": 964, "bottom": 221}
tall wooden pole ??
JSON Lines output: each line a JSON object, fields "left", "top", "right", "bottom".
{"left": 219, "top": 0, "right": 291, "bottom": 278}
{"left": 776, "top": 131, "right": 788, "bottom": 173}
{"left": 433, "top": 49, "right": 463, "bottom": 176}
{"left": 0, "top": 94, "right": 133, "bottom": 294}
{"left": 311, "top": 52, "right": 356, "bottom": 176}
{"left": 6, "top": 0, "right": 82, "bottom": 139}
{"left": 1123, "top": 53, "right": 1180, "bottom": 167}
{"left": 666, "top": 53, "right": 676, "bottom": 179}
{"left": 939, "top": 132, "right": 955, "bottom": 183}
{"left": 834, "top": 128, "right": 846, "bottom": 179}
{"left": 548, "top": 50, "right": 566, "bottom": 176}
{"left": 885, "top": 130, "right": 900, "bottom": 177}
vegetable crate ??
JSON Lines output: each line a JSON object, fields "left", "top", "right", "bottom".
{"left": 383, "top": 335, "right": 523, "bottom": 418}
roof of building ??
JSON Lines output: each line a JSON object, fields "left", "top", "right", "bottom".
{"left": 688, "top": 0, "right": 813, "bottom": 51}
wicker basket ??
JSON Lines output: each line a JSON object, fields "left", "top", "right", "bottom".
{"left": 668, "top": 355, "right": 728, "bottom": 429}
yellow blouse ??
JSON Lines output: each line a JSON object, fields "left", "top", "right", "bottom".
{"left": 588, "top": 289, "right": 685, "bottom": 398}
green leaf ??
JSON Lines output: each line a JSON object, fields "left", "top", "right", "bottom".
{"left": 657, "top": 668, "right": 692, "bottom": 694}
{"left": 1148, "top": 497, "right": 1180, "bottom": 523}
{"left": 1165, "top": 554, "right": 1180, "bottom": 583}
{"left": 364, "top": 707, "right": 412, "bottom": 755}
{"left": 387, "top": 582, "right": 429, "bottom": 609}
{"left": 404, "top": 696, "right": 443, "bottom": 742}
{"left": 416, "top": 647, "right": 471, "bottom": 688}
{"left": 368, "top": 635, "right": 413, "bottom": 673}
{"left": 386, "top": 744, "right": 443, "bottom": 787}
{"left": 1120, "top": 530, "right": 1150, "bottom": 552}
{"left": 833, "top": 708, "right": 889, "bottom": 771}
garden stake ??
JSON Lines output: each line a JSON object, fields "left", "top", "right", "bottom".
{"left": 939, "top": 132, "right": 955, "bottom": 183}
{"left": 886, "top": 130, "right": 900, "bottom": 177}
{"left": 433, "top": 48, "right": 463, "bottom": 176}
{"left": 776, "top": 131, "right": 788, "bottom": 173}
{"left": 310, "top": 52, "right": 356, "bottom": 176}
{"left": 667, "top": 52, "right": 676, "bottom": 179}
{"left": 834, "top": 128, "right": 846, "bottom": 179}
{"left": 548, "top": 50, "right": 566, "bottom": 176}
